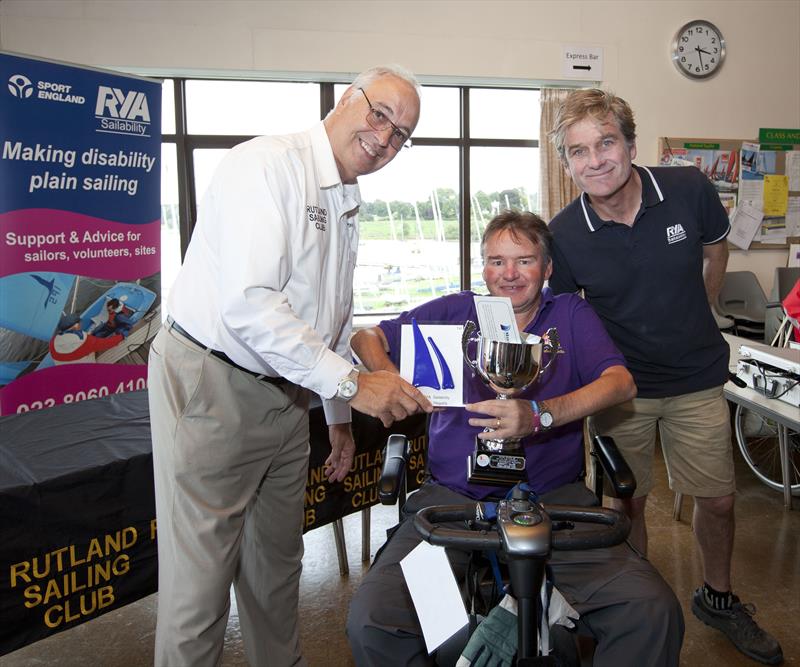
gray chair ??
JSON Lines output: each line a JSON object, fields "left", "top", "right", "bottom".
{"left": 765, "top": 267, "right": 800, "bottom": 344}
{"left": 716, "top": 271, "right": 768, "bottom": 339}
{"left": 711, "top": 303, "right": 735, "bottom": 332}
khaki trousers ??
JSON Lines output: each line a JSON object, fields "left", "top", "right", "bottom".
{"left": 593, "top": 386, "right": 733, "bottom": 498}
{"left": 148, "top": 325, "right": 310, "bottom": 667}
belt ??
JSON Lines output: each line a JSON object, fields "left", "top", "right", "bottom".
{"left": 167, "top": 318, "right": 287, "bottom": 386}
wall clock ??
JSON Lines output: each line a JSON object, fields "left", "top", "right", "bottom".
{"left": 671, "top": 20, "right": 726, "bottom": 80}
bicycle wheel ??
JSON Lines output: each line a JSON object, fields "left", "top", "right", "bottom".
{"left": 734, "top": 404, "right": 800, "bottom": 496}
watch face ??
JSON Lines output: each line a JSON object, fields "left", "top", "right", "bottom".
{"left": 672, "top": 20, "right": 725, "bottom": 79}
{"left": 338, "top": 379, "right": 357, "bottom": 399}
{"left": 540, "top": 411, "right": 554, "bottom": 428}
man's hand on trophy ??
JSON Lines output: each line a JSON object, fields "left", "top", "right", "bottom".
{"left": 352, "top": 371, "right": 434, "bottom": 427}
{"left": 466, "top": 398, "right": 537, "bottom": 440}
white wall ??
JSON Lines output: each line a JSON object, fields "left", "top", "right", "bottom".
{"left": 2, "top": 0, "right": 798, "bottom": 292}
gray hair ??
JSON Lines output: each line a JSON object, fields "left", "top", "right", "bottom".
{"left": 349, "top": 64, "right": 421, "bottom": 100}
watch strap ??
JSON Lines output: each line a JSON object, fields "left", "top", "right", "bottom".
{"left": 530, "top": 400, "right": 542, "bottom": 433}
{"left": 336, "top": 368, "right": 359, "bottom": 400}
{"left": 530, "top": 399, "right": 553, "bottom": 431}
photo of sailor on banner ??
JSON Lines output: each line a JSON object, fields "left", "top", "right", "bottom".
{"left": 0, "top": 273, "right": 159, "bottom": 378}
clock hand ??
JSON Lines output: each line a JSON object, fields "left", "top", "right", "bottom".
{"left": 695, "top": 46, "right": 705, "bottom": 68}
{"left": 697, "top": 47, "right": 712, "bottom": 55}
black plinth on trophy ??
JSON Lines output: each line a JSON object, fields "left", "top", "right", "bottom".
{"left": 467, "top": 436, "right": 527, "bottom": 486}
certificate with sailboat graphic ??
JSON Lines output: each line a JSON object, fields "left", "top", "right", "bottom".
{"left": 399, "top": 320, "right": 464, "bottom": 407}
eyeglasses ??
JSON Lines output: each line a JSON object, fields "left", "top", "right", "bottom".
{"left": 359, "top": 88, "right": 412, "bottom": 151}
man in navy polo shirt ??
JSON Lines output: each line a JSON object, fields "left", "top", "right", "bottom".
{"left": 547, "top": 89, "right": 782, "bottom": 665}
{"left": 347, "top": 210, "right": 683, "bottom": 666}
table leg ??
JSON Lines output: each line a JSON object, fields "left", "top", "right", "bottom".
{"left": 361, "top": 506, "right": 371, "bottom": 562}
{"left": 673, "top": 492, "right": 684, "bottom": 521}
{"left": 332, "top": 518, "right": 349, "bottom": 576}
{"left": 778, "top": 425, "right": 793, "bottom": 510}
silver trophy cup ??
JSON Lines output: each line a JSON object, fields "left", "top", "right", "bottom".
{"left": 462, "top": 320, "right": 561, "bottom": 485}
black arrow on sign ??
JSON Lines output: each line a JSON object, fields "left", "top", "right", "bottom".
{"left": 572, "top": 65, "right": 592, "bottom": 71}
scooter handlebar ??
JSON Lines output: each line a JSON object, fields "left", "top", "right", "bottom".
{"left": 414, "top": 504, "right": 502, "bottom": 550}
{"left": 413, "top": 503, "right": 630, "bottom": 552}
{"left": 547, "top": 504, "right": 631, "bottom": 550}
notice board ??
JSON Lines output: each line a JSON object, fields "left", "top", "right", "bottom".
{"left": 658, "top": 136, "right": 800, "bottom": 249}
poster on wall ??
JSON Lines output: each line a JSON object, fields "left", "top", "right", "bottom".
{"left": 659, "top": 143, "right": 739, "bottom": 195}
{"left": 0, "top": 52, "right": 161, "bottom": 416}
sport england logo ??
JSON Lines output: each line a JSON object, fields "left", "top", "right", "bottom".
{"left": 666, "top": 224, "right": 687, "bottom": 245}
{"left": 8, "top": 74, "right": 86, "bottom": 104}
{"left": 95, "top": 86, "right": 151, "bottom": 137}
{"left": 8, "top": 74, "right": 33, "bottom": 98}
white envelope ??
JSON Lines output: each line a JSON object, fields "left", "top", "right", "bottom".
{"left": 400, "top": 541, "right": 469, "bottom": 654}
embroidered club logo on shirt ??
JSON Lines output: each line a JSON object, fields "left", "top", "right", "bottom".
{"left": 307, "top": 204, "right": 327, "bottom": 232}
{"left": 666, "top": 223, "right": 687, "bottom": 245}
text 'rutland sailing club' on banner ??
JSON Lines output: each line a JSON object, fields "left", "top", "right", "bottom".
{"left": 0, "top": 52, "right": 162, "bottom": 416}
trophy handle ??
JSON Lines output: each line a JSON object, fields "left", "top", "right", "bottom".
{"left": 540, "top": 327, "right": 562, "bottom": 373}
{"left": 461, "top": 320, "right": 480, "bottom": 372}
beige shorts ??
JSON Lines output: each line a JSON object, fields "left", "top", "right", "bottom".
{"left": 593, "top": 385, "right": 733, "bottom": 498}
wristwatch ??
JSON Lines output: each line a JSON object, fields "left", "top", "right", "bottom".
{"left": 531, "top": 400, "right": 554, "bottom": 432}
{"left": 335, "top": 369, "right": 360, "bottom": 401}
{"left": 538, "top": 401, "right": 554, "bottom": 430}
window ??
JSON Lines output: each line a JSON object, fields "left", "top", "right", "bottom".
{"left": 469, "top": 145, "right": 539, "bottom": 293}
{"left": 355, "top": 145, "right": 460, "bottom": 313}
{"left": 185, "top": 81, "right": 320, "bottom": 135}
{"left": 159, "top": 143, "right": 180, "bottom": 320}
{"left": 161, "top": 78, "right": 540, "bottom": 317}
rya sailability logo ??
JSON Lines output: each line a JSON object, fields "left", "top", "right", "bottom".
{"left": 666, "top": 224, "right": 687, "bottom": 244}
{"left": 95, "top": 85, "right": 151, "bottom": 137}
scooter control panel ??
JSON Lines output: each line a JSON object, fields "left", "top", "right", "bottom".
{"left": 496, "top": 497, "right": 552, "bottom": 557}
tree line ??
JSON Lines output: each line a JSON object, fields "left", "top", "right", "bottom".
{"left": 360, "top": 187, "right": 535, "bottom": 222}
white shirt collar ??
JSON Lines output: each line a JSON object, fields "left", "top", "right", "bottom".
{"left": 310, "top": 121, "right": 343, "bottom": 190}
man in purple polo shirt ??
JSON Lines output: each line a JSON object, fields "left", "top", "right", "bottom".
{"left": 346, "top": 210, "right": 683, "bottom": 667}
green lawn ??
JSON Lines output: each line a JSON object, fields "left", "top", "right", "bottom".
{"left": 359, "top": 217, "right": 462, "bottom": 241}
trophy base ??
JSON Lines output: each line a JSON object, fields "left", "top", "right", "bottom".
{"left": 467, "top": 439, "right": 527, "bottom": 486}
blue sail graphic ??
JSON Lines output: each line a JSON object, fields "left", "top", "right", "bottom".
{"left": 427, "top": 336, "right": 455, "bottom": 389}
{"left": 411, "top": 318, "right": 440, "bottom": 389}
{"left": 0, "top": 272, "right": 76, "bottom": 341}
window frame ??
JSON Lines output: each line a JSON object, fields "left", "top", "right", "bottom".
{"left": 161, "top": 77, "right": 540, "bottom": 299}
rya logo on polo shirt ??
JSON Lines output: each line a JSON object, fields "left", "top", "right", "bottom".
{"left": 666, "top": 223, "right": 687, "bottom": 244}
{"left": 307, "top": 204, "right": 327, "bottom": 232}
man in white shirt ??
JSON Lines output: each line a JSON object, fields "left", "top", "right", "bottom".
{"left": 148, "top": 65, "right": 432, "bottom": 667}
